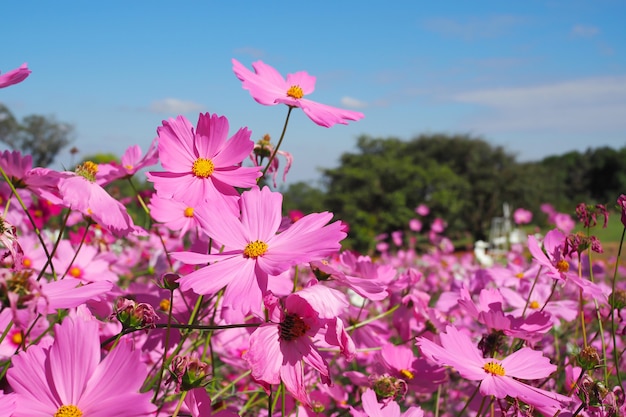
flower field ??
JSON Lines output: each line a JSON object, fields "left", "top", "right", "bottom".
{"left": 1, "top": 61, "right": 625, "bottom": 417}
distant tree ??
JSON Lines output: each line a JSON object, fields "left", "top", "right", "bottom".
{"left": 0, "top": 103, "right": 74, "bottom": 167}
{"left": 281, "top": 181, "right": 328, "bottom": 215}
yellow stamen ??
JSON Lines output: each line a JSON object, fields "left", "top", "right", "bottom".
{"left": 515, "top": 272, "right": 524, "bottom": 279}
{"left": 69, "top": 267, "right": 82, "bottom": 278}
{"left": 529, "top": 300, "right": 540, "bottom": 309}
{"left": 243, "top": 240, "right": 268, "bottom": 258}
{"left": 400, "top": 369, "right": 414, "bottom": 380}
{"left": 22, "top": 258, "right": 32, "bottom": 268}
{"left": 11, "top": 331, "right": 23, "bottom": 346}
{"left": 55, "top": 404, "right": 83, "bottom": 417}
{"left": 192, "top": 158, "right": 215, "bottom": 178}
{"left": 184, "top": 207, "right": 194, "bottom": 218}
{"left": 75, "top": 161, "right": 98, "bottom": 182}
{"left": 556, "top": 259, "right": 569, "bottom": 273}
{"left": 286, "top": 85, "right": 304, "bottom": 99}
{"left": 483, "top": 361, "right": 505, "bottom": 376}
{"left": 159, "top": 299, "right": 171, "bottom": 311}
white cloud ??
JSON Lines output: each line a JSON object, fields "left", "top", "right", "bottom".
{"left": 341, "top": 96, "right": 368, "bottom": 109}
{"left": 451, "top": 76, "right": 626, "bottom": 133}
{"left": 148, "top": 98, "right": 205, "bottom": 114}
{"left": 571, "top": 24, "right": 599, "bottom": 38}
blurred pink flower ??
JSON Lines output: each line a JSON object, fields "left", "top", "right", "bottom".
{"left": 7, "top": 308, "right": 155, "bottom": 417}
{"left": 0, "top": 63, "right": 30, "bottom": 88}
{"left": 554, "top": 212, "right": 575, "bottom": 234}
{"left": 415, "top": 204, "right": 429, "bottom": 216}
{"left": 351, "top": 388, "right": 424, "bottom": 417}
{"left": 417, "top": 325, "right": 570, "bottom": 414}
{"left": 97, "top": 139, "right": 159, "bottom": 184}
{"left": 232, "top": 59, "right": 364, "bottom": 128}
{"left": 147, "top": 113, "right": 261, "bottom": 206}
{"left": 513, "top": 207, "right": 533, "bottom": 224}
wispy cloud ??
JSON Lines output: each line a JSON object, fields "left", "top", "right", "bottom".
{"left": 451, "top": 76, "right": 626, "bottom": 133}
{"left": 420, "top": 15, "right": 526, "bottom": 40}
{"left": 570, "top": 24, "right": 599, "bottom": 38}
{"left": 341, "top": 96, "right": 368, "bottom": 109}
{"left": 148, "top": 98, "right": 205, "bottom": 114}
{"left": 233, "top": 47, "right": 265, "bottom": 59}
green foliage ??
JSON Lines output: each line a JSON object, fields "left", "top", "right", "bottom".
{"left": 281, "top": 133, "right": 626, "bottom": 253}
{"left": 0, "top": 103, "right": 74, "bottom": 167}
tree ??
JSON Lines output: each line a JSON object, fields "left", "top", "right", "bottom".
{"left": 318, "top": 134, "right": 541, "bottom": 252}
{"left": 0, "top": 103, "right": 74, "bottom": 167}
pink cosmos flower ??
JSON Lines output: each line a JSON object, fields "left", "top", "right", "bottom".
{"left": 0, "top": 392, "right": 16, "bottom": 417}
{"left": 350, "top": 389, "right": 424, "bottom": 417}
{"left": 149, "top": 193, "right": 211, "bottom": 237}
{"left": 0, "top": 63, "right": 30, "bottom": 88}
{"left": 244, "top": 286, "right": 355, "bottom": 407}
{"left": 416, "top": 325, "right": 571, "bottom": 414}
{"left": 232, "top": 59, "right": 364, "bottom": 128}
{"left": 147, "top": 113, "right": 261, "bottom": 206}
{"left": 528, "top": 229, "right": 605, "bottom": 300}
{"left": 7, "top": 308, "right": 156, "bottom": 417}
{"left": 513, "top": 207, "right": 533, "bottom": 224}
{"left": 415, "top": 204, "right": 430, "bottom": 216}
{"left": 173, "top": 186, "right": 346, "bottom": 317}
{"left": 97, "top": 139, "right": 159, "bottom": 184}
{"left": 43, "top": 161, "right": 140, "bottom": 237}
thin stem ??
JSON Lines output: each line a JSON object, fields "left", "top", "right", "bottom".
{"left": 611, "top": 226, "right": 626, "bottom": 392}
{"left": 171, "top": 390, "right": 188, "bottom": 417}
{"left": 261, "top": 106, "right": 294, "bottom": 180}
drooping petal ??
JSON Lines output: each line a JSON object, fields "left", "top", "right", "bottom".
{"left": 245, "top": 324, "right": 283, "bottom": 384}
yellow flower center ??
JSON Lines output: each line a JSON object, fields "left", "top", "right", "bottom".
{"left": 22, "top": 257, "right": 32, "bottom": 268}
{"left": 75, "top": 161, "right": 98, "bottom": 182}
{"left": 286, "top": 85, "right": 304, "bottom": 99}
{"left": 515, "top": 272, "right": 524, "bottom": 279}
{"left": 243, "top": 240, "right": 268, "bottom": 258}
{"left": 556, "top": 259, "right": 569, "bottom": 273}
{"left": 69, "top": 267, "right": 82, "bottom": 278}
{"left": 184, "top": 207, "right": 194, "bottom": 218}
{"left": 192, "top": 158, "right": 215, "bottom": 178}
{"left": 159, "top": 299, "right": 171, "bottom": 311}
{"left": 55, "top": 405, "right": 83, "bottom": 417}
{"left": 11, "top": 331, "right": 23, "bottom": 346}
{"left": 529, "top": 300, "right": 540, "bottom": 309}
{"left": 400, "top": 369, "right": 414, "bottom": 380}
{"left": 280, "top": 313, "right": 310, "bottom": 341}
{"left": 483, "top": 361, "right": 506, "bottom": 376}
{"left": 124, "top": 164, "right": 133, "bottom": 170}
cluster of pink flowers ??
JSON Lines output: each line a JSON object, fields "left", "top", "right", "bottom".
{"left": 1, "top": 61, "right": 625, "bottom": 417}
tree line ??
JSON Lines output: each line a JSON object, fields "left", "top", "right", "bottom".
{"left": 282, "top": 134, "right": 626, "bottom": 253}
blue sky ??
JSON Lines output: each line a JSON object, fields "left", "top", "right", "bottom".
{"left": 2, "top": 1, "right": 625, "bottom": 186}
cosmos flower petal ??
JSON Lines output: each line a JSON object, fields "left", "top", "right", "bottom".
{"left": 500, "top": 347, "right": 556, "bottom": 379}
{"left": 245, "top": 324, "right": 283, "bottom": 384}
{"left": 48, "top": 314, "right": 100, "bottom": 405}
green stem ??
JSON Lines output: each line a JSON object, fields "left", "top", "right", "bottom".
{"left": 171, "top": 390, "right": 188, "bottom": 417}
{"left": 0, "top": 166, "right": 55, "bottom": 274}
{"left": 346, "top": 304, "right": 399, "bottom": 332}
{"left": 610, "top": 226, "right": 626, "bottom": 392}
{"left": 260, "top": 106, "right": 294, "bottom": 180}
